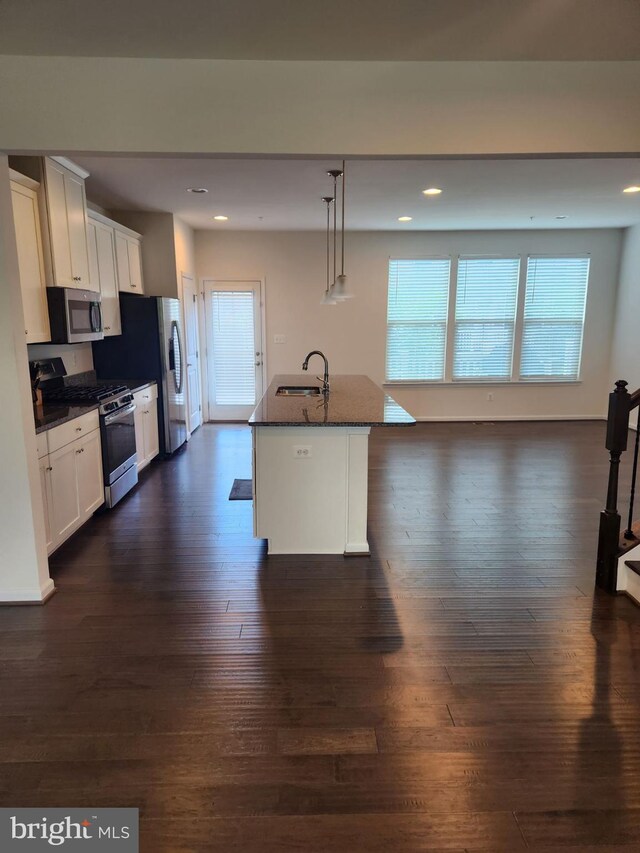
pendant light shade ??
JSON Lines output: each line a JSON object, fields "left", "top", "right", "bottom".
{"left": 332, "top": 273, "right": 353, "bottom": 300}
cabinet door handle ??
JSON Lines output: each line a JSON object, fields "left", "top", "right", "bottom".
{"left": 76, "top": 449, "right": 82, "bottom": 455}
{"left": 46, "top": 466, "right": 53, "bottom": 472}
{"left": 25, "top": 330, "right": 28, "bottom": 335}
{"left": 104, "top": 326, "right": 111, "bottom": 331}
{"left": 75, "top": 427, "right": 82, "bottom": 432}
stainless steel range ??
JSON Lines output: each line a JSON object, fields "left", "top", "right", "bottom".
{"left": 42, "top": 383, "right": 139, "bottom": 508}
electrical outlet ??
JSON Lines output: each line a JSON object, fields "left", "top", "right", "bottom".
{"left": 293, "top": 445, "right": 312, "bottom": 458}
{"left": 487, "top": 392, "right": 494, "bottom": 402}
{"left": 274, "top": 334, "right": 286, "bottom": 344}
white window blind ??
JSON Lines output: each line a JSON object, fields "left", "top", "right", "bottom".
{"left": 386, "top": 259, "right": 451, "bottom": 381}
{"left": 211, "top": 291, "right": 256, "bottom": 405}
{"left": 520, "top": 256, "right": 589, "bottom": 381}
{"left": 453, "top": 257, "right": 520, "bottom": 380}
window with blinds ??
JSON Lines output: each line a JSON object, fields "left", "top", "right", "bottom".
{"left": 453, "top": 257, "right": 520, "bottom": 381}
{"left": 211, "top": 291, "right": 256, "bottom": 405}
{"left": 385, "top": 258, "right": 451, "bottom": 381}
{"left": 520, "top": 256, "right": 590, "bottom": 381}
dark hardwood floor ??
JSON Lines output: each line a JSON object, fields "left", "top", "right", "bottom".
{"left": 2, "top": 421, "right": 640, "bottom": 852}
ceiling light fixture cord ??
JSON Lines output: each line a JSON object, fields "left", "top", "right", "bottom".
{"left": 341, "top": 159, "right": 346, "bottom": 276}
{"left": 322, "top": 196, "right": 334, "bottom": 298}
{"left": 332, "top": 172, "right": 338, "bottom": 286}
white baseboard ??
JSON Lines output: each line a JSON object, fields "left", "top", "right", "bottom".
{"left": 0, "top": 578, "right": 56, "bottom": 605}
{"left": 412, "top": 415, "right": 606, "bottom": 422}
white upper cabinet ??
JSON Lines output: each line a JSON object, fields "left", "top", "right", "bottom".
{"left": 43, "top": 157, "right": 94, "bottom": 291}
{"left": 115, "top": 230, "right": 144, "bottom": 295}
{"left": 87, "top": 215, "right": 122, "bottom": 336}
{"left": 10, "top": 173, "right": 50, "bottom": 344}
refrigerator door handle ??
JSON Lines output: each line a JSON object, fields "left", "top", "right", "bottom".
{"left": 170, "top": 320, "right": 184, "bottom": 395}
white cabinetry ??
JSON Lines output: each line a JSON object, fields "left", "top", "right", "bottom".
{"left": 37, "top": 409, "right": 104, "bottom": 555}
{"left": 42, "top": 157, "right": 94, "bottom": 290}
{"left": 87, "top": 215, "right": 122, "bottom": 336}
{"left": 133, "top": 385, "right": 159, "bottom": 470}
{"left": 10, "top": 172, "right": 50, "bottom": 343}
{"left": 48, "top": 442, "right": 82, "bottom": 545}
{"left": 76, "top": 429, "right": 104, "bottom": 517}
{"left": 38, "top": 456, "right": 53, "bottom": 553}
{"left": 115, "top": 231, "right": 144, "bottom": 294}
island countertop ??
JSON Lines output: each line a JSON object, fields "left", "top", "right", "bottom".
{"left": 248, "top": 374, "right": 416, "bottom": 427}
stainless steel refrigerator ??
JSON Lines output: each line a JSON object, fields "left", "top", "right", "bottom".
{"left": 92, "top": 294, "right": 187, "bottom": 456}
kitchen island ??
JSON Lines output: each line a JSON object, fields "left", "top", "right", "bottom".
{"left": 249, "top": 375, "right": 415, "bottom": 555}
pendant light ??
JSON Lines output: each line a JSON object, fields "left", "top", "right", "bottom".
{"left": 320, "top": 196, "right": 337, "bottom": 305}
{"left": 332, "top": 159, "right": 354, "bottom": 300}
{"left": 327, "top": 169, "right": 342, "bottom": 301}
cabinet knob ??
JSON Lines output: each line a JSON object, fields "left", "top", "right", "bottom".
{"left": 25, "top": 330, "right": 28, "bottom": 335}
{"left": 76, "top": 449, "right": 82, "bottom": 455}
{"left": 46, "top": 466, "right": 53, "bottom": 472}
{"left": 75, "top": 427, "right": 82, "bottom": 432}
{"left": 131, "top": 284, "right": 137, "bottom": 288}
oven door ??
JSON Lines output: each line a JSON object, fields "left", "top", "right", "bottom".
{"left": 101, "top": 403, "right": 137, "bottom": 485}
{"left": 66, "top": 289, "right": 103, "bottom": 343}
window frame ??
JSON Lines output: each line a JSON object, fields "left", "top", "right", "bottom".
{"left": 519, "top": 253, "right": 590, "bottom": 383}
{"left": 385, "top": 256, "right": 453, "bottom": 384}
{"left": 384, "top": 252, "right": 589, "bottom": 386}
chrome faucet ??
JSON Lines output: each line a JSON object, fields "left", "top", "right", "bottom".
{"left": 302, "top": 350, "right": 329, "bottom": 395}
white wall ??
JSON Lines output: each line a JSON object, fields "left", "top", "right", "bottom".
{"left": 195, "top": 228, "right": 622, "bottom": 421}
{"left": 610, "top": 224, "right": 640, "bottom": 429}
{"left": 174, "top": 216, "right": 195, "bottom": 281}
{"left": 0, "top": 156, "right": 53, "bottom": 602}
{"left": 1, "top": 57, "right": 640, "bottom": 156}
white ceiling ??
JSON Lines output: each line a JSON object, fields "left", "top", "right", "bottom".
{"left": 76, "top": 156, "right": 640, "bottom": 231}
{"left": 1, "top": 0, "right": 639, "bottom": 60}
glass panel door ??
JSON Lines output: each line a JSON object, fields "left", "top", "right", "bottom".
{"left": 204, "top": 280, "right": 263, "bottom": 420}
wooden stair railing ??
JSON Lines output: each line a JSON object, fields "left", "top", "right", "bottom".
{"left": 596, "top": 380, "right": 640, "bottom": 593}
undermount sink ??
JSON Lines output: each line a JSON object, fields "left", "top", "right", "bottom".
{"left": 276, "top": 385, "right": 322, "bottom": 396}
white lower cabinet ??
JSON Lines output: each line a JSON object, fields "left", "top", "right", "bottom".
{"left": 48, "top": 442, "right": 82, "bottom": 546}
{"left": 133, "top": 386, "right": 160, "bottom": 470}
{"left": 38, "top": 456, "right": 53, "bottom": 553}
{"left": 77, "top": 429, "right": 105, "bottom": 517}
{"left": 38, "top": 420, "right": 104, "bottom": 555}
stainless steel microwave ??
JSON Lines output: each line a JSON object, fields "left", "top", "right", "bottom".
{"left": 47, "top": 287, "right": 103, "bottom": 344}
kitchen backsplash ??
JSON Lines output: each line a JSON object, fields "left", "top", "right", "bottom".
{"left": 27, "top": 342, "right": 94, "bottom": 376}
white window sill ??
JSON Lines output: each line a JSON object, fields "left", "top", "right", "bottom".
{"left": 383, "top": 380, "right": 583, "bottom": 387}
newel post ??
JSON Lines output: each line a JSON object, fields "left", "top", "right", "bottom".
{"left": 596, "top": 380, "right": 631, "bottom": 592}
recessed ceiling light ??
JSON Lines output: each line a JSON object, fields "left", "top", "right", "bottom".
{"left": 398, "top": 216, "right": 413, "bottom": 222}
{"left": 213, "top": 215, "right": 229, "bottom": 221}
{"left": 422, "top": 188, "right": 442, "bottom": 196}
{"left": 186, "top": 187, "right": 208, "bottom": 193}
{"left": 623, "top": 186, "right": 640, "bottom": 193}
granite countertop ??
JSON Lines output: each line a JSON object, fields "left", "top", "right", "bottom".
{"left": 249, "top": 375, "right": 416, "bottom": 427}
{"left": 105, "top": 378, "right": 156, "bottom": 394}
{"left": 34, "top": 403, "right": 99, "bottom": 434}
{"left": 33, "top": 375, "right": 157, "bottom": 434}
